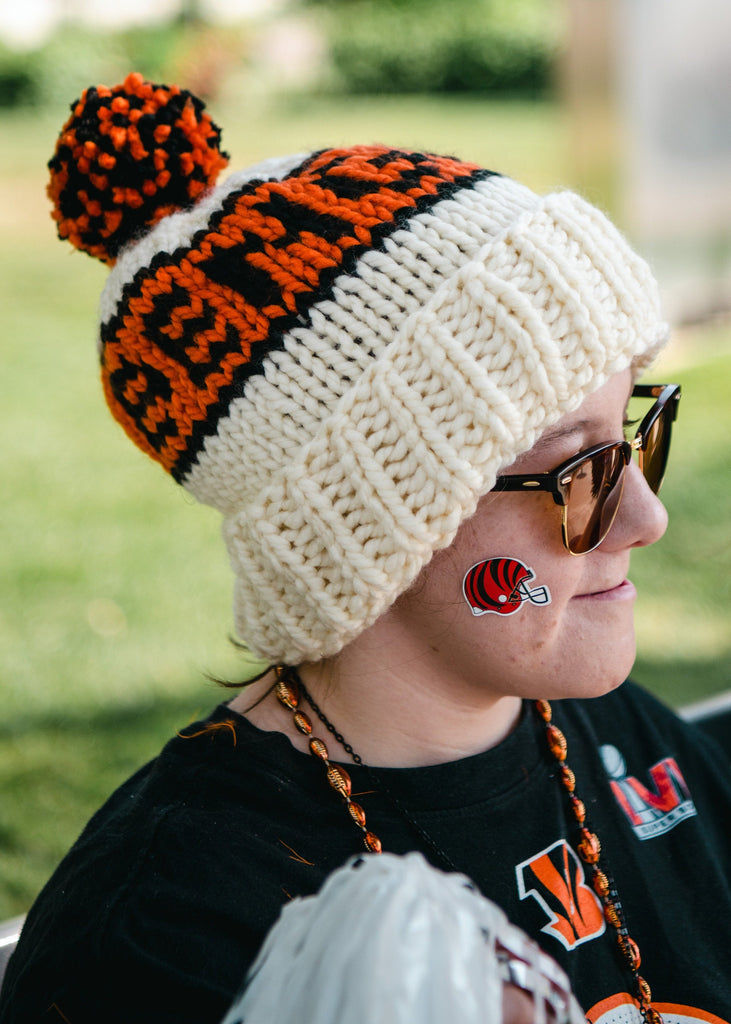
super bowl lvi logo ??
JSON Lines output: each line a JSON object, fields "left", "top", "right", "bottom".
{"left": 599, "top": 745, "right": 697, "bottom": 840}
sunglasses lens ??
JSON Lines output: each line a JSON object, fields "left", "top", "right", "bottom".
{"left": 641, "top": 405, "right": 671, "bottom": 493}
{"left": 564, "top": 446, "right": 627, "bottom": 555}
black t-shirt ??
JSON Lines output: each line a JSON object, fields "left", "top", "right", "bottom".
{"left": 1, "top": 681, "right": 730, "bottom": 1023}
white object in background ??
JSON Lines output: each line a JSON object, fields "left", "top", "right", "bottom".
{"left": 222, "top": 852, "right": 585, "bottom": 1024}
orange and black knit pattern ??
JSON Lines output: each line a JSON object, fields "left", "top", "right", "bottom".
{"left": 99, "top": 145, "right": 492, "bottom": 482}
{"left": 48, "top": 72, "right": 228, "bottom": 264}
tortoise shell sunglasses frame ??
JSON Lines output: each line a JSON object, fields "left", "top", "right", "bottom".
{"left": 492, "top": 384, "right": 681, "bottom": 555}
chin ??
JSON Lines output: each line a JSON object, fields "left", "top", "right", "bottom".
{"left": 594, "top": 637, "right": 637, "bottom": 695}
{"left": 538, "top": 640, "right": 636, "bottom": 702}
{"left": 583, "top": 650, "right": 636, "bottom": 698}
{"left": 579, "top": 618, "right": 637, "bottom": 693}
{"left": 539, "top": 674, "right": 627, "bottom": 702}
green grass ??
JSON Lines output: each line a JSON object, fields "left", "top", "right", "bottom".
{"left": 631, "top": 341, "right": 731, "bottom": 707}
{"left": 0, "top": 93, "right": 729, "bottom": 918}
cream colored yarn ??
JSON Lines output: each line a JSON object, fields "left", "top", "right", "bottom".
{"left": 100, "top": 156, "right": 667, "bottom": 665}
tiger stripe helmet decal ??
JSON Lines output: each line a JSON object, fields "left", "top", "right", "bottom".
{"left": 463, "top": 557, "right": 551, "bottom": 616}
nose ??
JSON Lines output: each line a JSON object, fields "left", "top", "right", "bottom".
{"left": 603, "top": 461, "right": 669, "bottom": 551}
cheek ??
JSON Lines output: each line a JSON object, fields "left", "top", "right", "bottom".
{"left": 454, "top": 492, "right": 565, "bottom": 568}
{"left": 429, "top": 553, "right": 573, "bottom": 662}
{"left": 453, "top": 523, "right": 575, "bottom": 624}
{"left": 469, "top": 591, "right": 564, "bottom": 651}
{"left": 404, "top": 494, "right": 577, "bottom": 633}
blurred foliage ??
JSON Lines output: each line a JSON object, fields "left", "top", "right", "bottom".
{"left": 305, "top": 0, "right": 564, "bottom": 96}
{"left": 0, "top": 0, "right": 564, "bottom": 109}
{"left": 0, "top": 21, "right": 249, "bottom": 109}
{"left": 0, "top": 43, "right": 37, "bottom": 106}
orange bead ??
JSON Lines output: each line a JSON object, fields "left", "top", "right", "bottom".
{"left": 560, "top": 765, "right": 576, "bottom": 792}
{"left": 309, "top": 737, "right": 329, "bottom": 761}
{"left": 535, "top": 699, "right": 552, "bottom": 722}
{"left": 326, "top": 765, "right": 352, "bottom": 798}
{"left": 637, "top": 975, "right": 652, "bottom": 1004}
{"left": 592, "top": 868, "right": 610, "bottom": 898}
{"left": 619, "top": 935, "right": 641, "bottom": 971}
{"left": 364, "top": 831, "right": 383, "bottom": 853}
{"left": 577, "top": 828, "right": 601, "bottom": 864}
{"left": 546, "top": 724, "right": 567, "bottom": 761}
{"left": 570, "top": 795, "right": 586, "bottom": 823}
{"left": 604, "top": 903, "right": 621, "bottom": 929}
{"left": 293, "top": 711, "right": 312, "bottom": 735}
{"left": 348, "top": 801, "right": 366, "bottom": 828}
{"left": 275, "top": 677, "right": 299, "bottom": 711}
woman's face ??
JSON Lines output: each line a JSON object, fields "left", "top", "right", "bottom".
{"left": 388, "top": 369, "right": 668, "bottom": 703}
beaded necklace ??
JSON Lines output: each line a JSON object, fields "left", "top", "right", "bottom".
{"left": 274, "top": 664, "right": 663, "bottom": 1024}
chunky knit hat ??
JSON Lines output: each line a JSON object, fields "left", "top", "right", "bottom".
{"left": 49, "top": 73, "right": 667, "bottom": 665}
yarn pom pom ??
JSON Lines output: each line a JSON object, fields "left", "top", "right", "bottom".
{"left": 47, "top": 71, "right": 229, "bottom": 265}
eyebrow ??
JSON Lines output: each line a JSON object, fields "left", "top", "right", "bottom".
{"left": 531, "top": 420, "right": 591, "bottom": 455}
{"left": 531, "top": 379, "right": 634, "bottom": 457}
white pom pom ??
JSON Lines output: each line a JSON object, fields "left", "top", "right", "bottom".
{"left": 222, "top": 852, "right": 585, "bottom": 1024}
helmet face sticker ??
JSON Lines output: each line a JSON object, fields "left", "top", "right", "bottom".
{"left": 463, "top": 557, "right": 551, "bottom": 616}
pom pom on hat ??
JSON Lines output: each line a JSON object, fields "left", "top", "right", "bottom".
{"left": 47, "top": 71, "right": 229, "bottom": 265}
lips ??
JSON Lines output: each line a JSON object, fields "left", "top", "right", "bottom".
{"left": 575, "top": 579, "right": 637, "bottom": 601}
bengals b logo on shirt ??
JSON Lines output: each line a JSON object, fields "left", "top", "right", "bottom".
{"left": 516, "top": 840, "right": 605, "bottom": 950}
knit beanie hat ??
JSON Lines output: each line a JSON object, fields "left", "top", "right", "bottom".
{"left": 48, "top": 73, "right": 668, "bottom": 666}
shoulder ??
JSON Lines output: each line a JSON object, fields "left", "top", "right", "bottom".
{"left": 0, "top": 704, "right": 318, "bottom": 1022}
{"left": 558, "top": 680, "right": 731, "bottom": 802}
{"left": 29, "top": 702, "right": 319, "bottom": 903}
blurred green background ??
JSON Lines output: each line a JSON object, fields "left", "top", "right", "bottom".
{"left": 0, "top": 0, "right": 729, "bottom": 918}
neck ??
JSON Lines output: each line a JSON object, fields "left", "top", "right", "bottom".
{"left": 300, "top": 649, "right": 522, "bottom": 769}
{"left": 235, "top": 624, "right": 523, "bottom": 769}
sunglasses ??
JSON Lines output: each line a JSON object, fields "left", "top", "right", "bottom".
{"left": 493, "top": 384, "right": 681, "bottom": 555}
